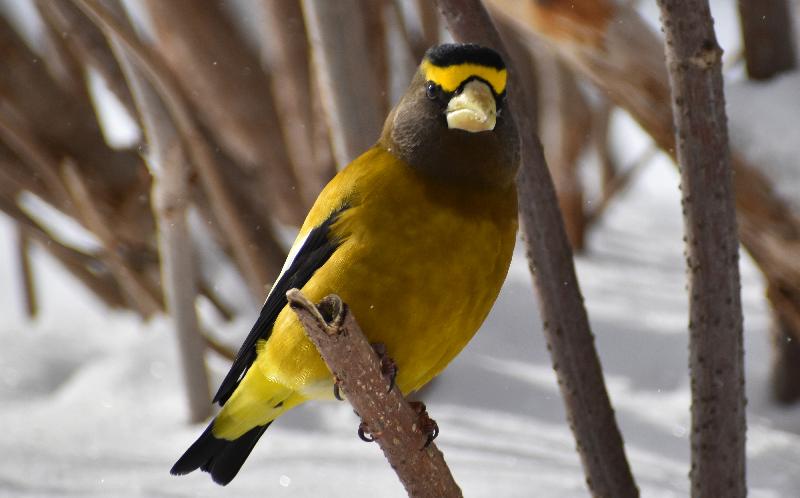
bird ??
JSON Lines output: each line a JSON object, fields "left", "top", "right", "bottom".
{"left": 171, "top": 43, "right": 520, "bottom": 486}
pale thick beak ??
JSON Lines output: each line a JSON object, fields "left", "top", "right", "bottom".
{"left": 445, "top": 80, "right": 497, "bottom": 133}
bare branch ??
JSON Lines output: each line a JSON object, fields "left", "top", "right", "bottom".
{"left": 260, "top": 0, "right": 335, "bottom": 198}
{"left": 490, "top": 0, "right": 800, "bottom": 397}
{"left": 104, "top": 0, "right": 211, "bottom": 422}
{"left": 435, "top": 2, "right": 639, "bottom": 497}
{"left": 287, "top": 289, "right": 462, "bottom": 498}
{"left": 584, "top": 146, "right": 657, "bottom": 227}
{"left": 37, "top": 0, "right": 138, "bottom": 119}
{"left": 536, "top": 53, "right": 591, "bottom": 250}
{"left": 143, "top": 0, "right": 307, "bottom": 224}
{"left": 301, "top": 0, "right": 385, "bottom": 167}
{"left": 0, "top": 194, "right": 127, "bottom": 309}
{"left": 738, "top": 0, "right": 797, "bottom": 80}
{"left": 15, "top": 224, "right": 38, "bottom": 318}
{"left": 61, "top": 159, "right": 162, "bottom": 317}
{"left": 657, "top": 1, "right": 746, "bottom": 495}
{"left": 0, "top": 102, "right": 74, "bottom": 211}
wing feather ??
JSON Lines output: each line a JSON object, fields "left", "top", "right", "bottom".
{"left": 212, "top": 205, "right": 348, "bottom": 405}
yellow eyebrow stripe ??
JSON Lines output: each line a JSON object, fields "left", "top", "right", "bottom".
{"left": 422, "top": 60, "right": 507, "bottom": 95}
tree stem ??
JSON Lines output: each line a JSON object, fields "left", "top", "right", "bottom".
{"left": 287, "top": 289, "right": 462, "bottom": 498}
{"left": 656, "top": 1, "right": 747, "bottom": 495}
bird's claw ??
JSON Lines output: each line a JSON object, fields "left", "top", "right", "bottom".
{"left": 333, "top": 376, "right": 344, "bottom": 401}
{"left": 409, "top": 401, "right": 439, "bottom": 448}
{"left": 371, "top": 342, "right": 398, "bottom": 393}
{"left": 358, "top": 421, "right": 378, "bottom": 442}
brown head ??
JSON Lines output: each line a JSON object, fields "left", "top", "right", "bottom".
{"left": 380, "top": 44, "right": 520, "bottom": 190}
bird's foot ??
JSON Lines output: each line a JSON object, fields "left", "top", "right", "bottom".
{"left": 357, "top": 421, "right": 380, "bottom": 442}
{"left": 371, "top": 342, "right": 398, "bottom": 392}
{"left": 409, "top": 401, "right": 439, "bottom": 448}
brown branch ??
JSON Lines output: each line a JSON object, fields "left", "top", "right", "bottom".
{"left": 490, "top": 0, "right": 800, "bottom": 398}
{"left": 201, "top": 331, "right": 236, "bottom": 361}
{"left": 360, "top": 0, "right": 391, "bottom": 116}
{"left": 767, "top": 283, "right": 800, "bottom": 403}
{"left": 0, "top": 102, "right": 74, "bottom": 211}
{"left": 15, "top": 224, "right": 38, "bottom": 318}
{"left": 197, "top": 278, "right": 235, "bottom": 322}
{"left": 73, "top": 0, "right": 275, "bottom": 301}
{"left": 591, "top": 100, "right": 617, "bottom": 198}
{"left": 0, "top": 195, "right": 127, "bottom": 310}
{"left": 287, "top": 289, "right": 462, "bottom": 498}
{"left": 301, "top": 0, "right": 385, "bottom": 167}
{"left": 104, "top": 0, "right": 212, "bottom": 422}
{"left": 0, "top": 15, "right": 144, "bottom": 199}
{"left": 536, "top": 53, "right": 591, "bottom": 250}
{"left": 657, "top": 1, "right": 746, "bottom": 495}
{"left": 738, "top": 0, "right": 797, "bottom": 80}
{"left": 35, "top": 0, "right": 86, "bottom": 94}
{"left": 435, "top": 2, "right": 639, "bottom": 497}
{"left": 416, "top": 0, "right": 441, "bottom": 53}
{"left": 37, "top": 0, "right": 138, "bottom": 119}
{"left": 260, "top": 0, "right": 334, "bottom": 199}
{"left": 584, "top": 145, "right": 657, "bottom": 227}
{"left": 142, "top": 0, "right": 307, "bottom": 225}
{"left": 61, "top": 159, "right": 162, "bottom": 317}
{"left": 737, "top": 0, "right": 800, "bottom": 405}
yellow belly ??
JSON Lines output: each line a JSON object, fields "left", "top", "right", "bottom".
{"left": 258, "top": 153, "right": 517, "bottom": 399}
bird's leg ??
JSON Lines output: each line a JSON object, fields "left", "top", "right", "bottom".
{"left": 409, "top": 401, "right": 439, "bottom": 448}
{"left": 371, "top": 342, "right": 398, "bottom": 392}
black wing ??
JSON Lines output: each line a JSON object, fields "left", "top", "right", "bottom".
{"left": 212, "top": 206, "right": 348, "bottom": 405}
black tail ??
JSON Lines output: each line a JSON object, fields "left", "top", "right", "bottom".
{"left": 170, "top": 421, "right": 271, "bottom": 486}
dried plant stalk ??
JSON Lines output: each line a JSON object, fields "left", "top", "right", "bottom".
{"left": 105, "top": 0, "right": 212, "bottom": 422}
{"left": 74, "top": 0, "right": 276, "bottom": 301}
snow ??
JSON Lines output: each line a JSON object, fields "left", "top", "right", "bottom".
{"left": 726, "top": 72, "right": 800, "bottom": 212}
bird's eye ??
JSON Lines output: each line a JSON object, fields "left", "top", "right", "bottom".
{"left": 425, "top": 82, "right": 439, "bottom": 100}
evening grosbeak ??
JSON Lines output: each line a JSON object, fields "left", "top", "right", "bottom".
{"left": 172, "top": 43, "right": 519, "bottom": 485}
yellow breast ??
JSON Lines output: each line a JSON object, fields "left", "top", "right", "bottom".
{"left": 257, "top": 147, "right": 517, "bottom": 398}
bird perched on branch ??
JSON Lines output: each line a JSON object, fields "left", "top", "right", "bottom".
{"left": 171, "top": 43, "right": 520, "bottom": 485}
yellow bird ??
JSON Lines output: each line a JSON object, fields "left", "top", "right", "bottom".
{"left": 171, "top": 43, "right": 519, "bottom": 485}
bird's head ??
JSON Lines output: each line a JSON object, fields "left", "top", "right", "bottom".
{"left": 381, "top": 43, "right": 520, "bottom": 189}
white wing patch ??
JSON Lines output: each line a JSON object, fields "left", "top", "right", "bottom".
{"left": 263, "top": 230, "right": 310, "bottom": 305}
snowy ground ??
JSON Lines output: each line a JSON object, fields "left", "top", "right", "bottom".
{"left": 3, "top": 114, "right": 800, "bottom": 497}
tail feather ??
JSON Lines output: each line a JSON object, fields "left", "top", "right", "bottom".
{"left": 171, "top": 420, "right": 271, "bottom": 486}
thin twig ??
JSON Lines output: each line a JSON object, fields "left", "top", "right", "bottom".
{"left": 37, "top": 0, "right": 139, "bottom": 119}
{"left": 61, "top": 158, "right": 162, "bottom": 317}
{"left": 15, "top": 224, "right": 38, "bottom": 318}
{"left": 0, "top": 195, "right": 127, "bottom": 309}
{"left": 584, "top": 145, "right": 657, "bottom": 226}
{"left": 287, "top": 289, "right": 462, "bottom": 498}
{"left": 0, "top": 103, "right": 74, "bottom": 211}
{"left": 201, "top": 331, "right": 236, "bottom": 361}
{"left": 197, "top": 278, "right": 235, "bottom": 322}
